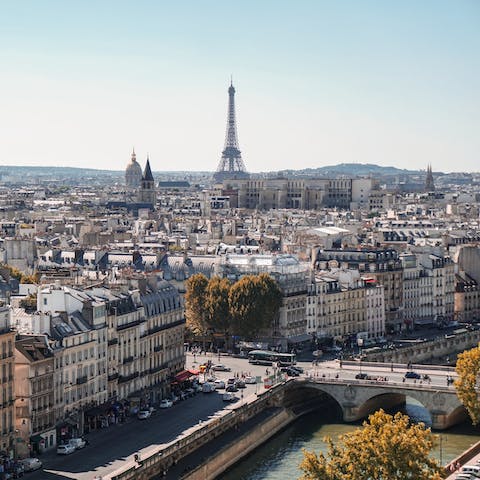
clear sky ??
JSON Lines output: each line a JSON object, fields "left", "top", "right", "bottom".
{"left": 1, "top": 0, "right": 479, "bottom": 173}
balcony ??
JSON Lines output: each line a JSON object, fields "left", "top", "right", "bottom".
{"left": 107, "top": 338, "right": 119, "bottom": 346}
{"left": 147, "top": 319, "right": 186, "bottom": 336}
{"left": 108, "top": 372, "right": 119, "bottom": 381}
{"left": 150, "top": 363, "right": 168, "bottom": 374}
{"left": 122, "top": 356, "right": 134, "bottom": 365}
{"left": 116, "top": 318, "right": 146, "bottom": 332}
{"left": 153, "top": 345, "right": 163, "bottom": 353}
{"left": 76, "top": 375, "right": 88, "bottom": 385}
{"left": 118, "top": 372, "right": 139, "bottom": 384}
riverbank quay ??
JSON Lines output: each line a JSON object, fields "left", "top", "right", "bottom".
{"left": 363, "top": 329, "right": 480, "bottom": 363}
{"left": 445, "top": 439, "right": 480, "bottom": 479}
{"left": 104, "top": 380, "right": 292, "bottom": 480}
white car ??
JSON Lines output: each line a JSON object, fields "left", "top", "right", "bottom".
{"left": 19, "top": 458, "right": 42, "bottom": 472}
{"left": 212, "top": 364, "right": 231, "bottom": 372}
{"left": 244, "top": 376, "right": 257, "bottom": 384}
{"left": 57, "top": 443, "right": 76, "bottom": 455}
{"left": 137, "top": 409, "right": 152, "bottom": 420}
{"left": 159, "top": 399, "right": 173, "bottom": 408}
{"left": 69, "top": 437, "right": 86, "bottom": 449}
{"left": 223, "top": 392, "right": 237, "bottom": 402}
{"left": 214, "top": 380, "right": 226, "bottom": 389}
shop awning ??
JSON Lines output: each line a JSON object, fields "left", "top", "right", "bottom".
{"left": 175, "top": 370, "right": 194, "bottom": 382}
{"left": 188, "top": 369, "right": 200, "bottom": 375}
{"left": 287, "top": 333, "right": 312, "bottom": 344}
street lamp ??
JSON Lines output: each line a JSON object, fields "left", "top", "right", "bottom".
{"left": 357, "top": 338, "right": 364, "bottom": 375}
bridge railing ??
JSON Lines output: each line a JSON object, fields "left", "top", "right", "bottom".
{"left": 303, "top": 375, "right": 456, "bottom": 392}
{"left": 340, "top": 360, "right": 457, "bottom": 373}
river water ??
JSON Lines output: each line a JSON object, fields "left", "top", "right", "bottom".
{"left": 220, "top": 399, "right": 480, "bottom": 480}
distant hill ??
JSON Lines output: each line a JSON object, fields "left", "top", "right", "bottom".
{"left": 275, "top": 163, "right": 423, "bottom": 177}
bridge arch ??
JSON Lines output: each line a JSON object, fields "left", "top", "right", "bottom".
{"left": 288, "top": 379, "right": 466, "bottom": 430}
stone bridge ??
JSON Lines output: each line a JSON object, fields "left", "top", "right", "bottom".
{"left": 287, "top": 377, "right": 466, "bottom": 430}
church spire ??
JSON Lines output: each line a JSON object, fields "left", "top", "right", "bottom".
{"left": 425, "top": 163, "right": 435, "bottom": 192}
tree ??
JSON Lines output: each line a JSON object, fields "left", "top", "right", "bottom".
{"left": 204, "top": 277, "right": 231, "bottom": 345}
{"left": 455, "top": 345, "right": 480, "bottom": 425}
{"left": 256, "top": 273, "right": 282, "bottom": 328}
{"left": 229, "top": 276, "right": 263, "bottom": 339}
{"left": 299, "top": 410, "right": 444, "bottom": 480}
{"left": 184, "top": 274, "right": 209, "bottom": 335}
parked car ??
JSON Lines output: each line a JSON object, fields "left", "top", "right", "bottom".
{"left": 355, "top": 373, "right": 369, "bottom": 380}
{"left": 69, "top": 437, "right": 86, "bottom": 449}
{"left": 214, "top": 380, "right": 226, "bottom": 389}
{"left": 227, "top": 378, "right": 236, "bottom": 385}
{"left": 19, "top": 458, "right": 42, "bottom": 472}
{"left": 244, "top": 376, "right": 257, "bottom": 384}
{"left": 404, "top": 371, "right": 421, "bottom": 379}
{"left": 226, "top": 384, "right": 238, "bottom": 392}
{"left": 212, "top": 364, "right": 231, "bottom": 372}
{"left": 289, "top": 366, "right": 304, "bottom": 374}
{"left": 202, "top": 382, "right": 216, "bottom": 393}
{"left": 235, "top": 380, "right": 246, "bottom": 388}
{"left": 222, "top": 392, "right": 237, "bottom": 402}
{"left": 159, "top": 399, "right": 173, "bottom": 408}
{"left": 57, "top": 443, "right": 76, "bottom": 455}
{"left": 137, "top": 409, "right": 152, "bottom": 420}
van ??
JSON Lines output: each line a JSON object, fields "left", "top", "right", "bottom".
{"left": 462, "top": 465, "right": 480, "bottom": 477}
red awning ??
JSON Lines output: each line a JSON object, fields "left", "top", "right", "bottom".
{"left": 175, "top": 370, "right": 194, "bottom": 382}
{"left": 188, "top": 369, "right": 200, "bottom": 375}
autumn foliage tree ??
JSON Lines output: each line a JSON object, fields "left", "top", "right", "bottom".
{"left": 184, "top": 273, "right": 209, "bottom": 335}
{"left": 185, "top": 273, "right": 282, "bottom": 343}
{"left": 205, "top": 277, "right": 231, "bottom": 344}
{"left": 299, "top": 409, "right": 444, "bottom": 480}
{"left": 455, "top": 345, "right": 480, "bottom": 425}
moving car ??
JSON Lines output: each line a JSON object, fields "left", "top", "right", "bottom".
{"left": 355, "top": 373, "right": 369, "bottom": 380}
{"left": 137, "top": 409, "right": 152, "bottom": 419}
{"left": 404, "top": 371, "right": 421, "bottom": 379}
{"left": 244, "top": 376, "right": 257, "bottom": 384}
{"left": 235, "top": 380, "right": 246, "bottom": 389}
{"left": 212, "top": 364, "right": 231, "bottom": 372}
{"left": 226, "top": 384, "right": 238, "bottom": 392}
{"left": 69, "top": 437, "right": 86, "bottom": 449}
{"left": 159, "top": 399, "right": 173, "bottom": 408}
{"left": 57, "top": 443, "right": 76, "bottom": 455}
{"left": 18, "top": 458, "right": 42, "bottom": 472}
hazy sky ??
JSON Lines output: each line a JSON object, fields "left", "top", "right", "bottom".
{"left": 1, "top": 1, "right": 479, "bottom": 173}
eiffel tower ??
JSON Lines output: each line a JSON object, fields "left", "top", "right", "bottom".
{"left": 213, "top": 81, "right": 250, "bottom": 182}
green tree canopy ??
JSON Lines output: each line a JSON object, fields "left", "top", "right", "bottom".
{"left": 184, "top": 273, "right": 209, "bottom": 335}
{"left": 455, "top": 345, "right": 480, "bottom": 425}
{"left": 229, "top": 275, "right": 262, "bottom": 339}
{"left": 299, "top": 409, "right": 443, "bottom": 480}
{"left": 205, "top": 276, "right": 231, "bottom": 337}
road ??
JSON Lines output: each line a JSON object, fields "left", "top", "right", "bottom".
{"left": 30, "top": 353, "right": 456, "bottom": 479}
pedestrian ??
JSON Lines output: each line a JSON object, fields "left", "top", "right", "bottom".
{"left": 456, "top": 461, "right": 461, "bottom": 471}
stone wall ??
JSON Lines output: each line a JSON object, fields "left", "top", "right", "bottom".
{"left": 184, "top": 408, "right": 296, "bottom": 480}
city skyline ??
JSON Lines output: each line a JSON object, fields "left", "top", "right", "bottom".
{"left": 1, "top": 1, "right": 479, "bottom": 173}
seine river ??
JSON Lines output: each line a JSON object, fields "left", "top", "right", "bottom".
{"left": 220, "top": 399, "right": 480, "bottom": 480}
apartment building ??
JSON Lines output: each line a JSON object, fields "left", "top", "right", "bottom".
{"left": 454, "top": 272, "right": 480, "bottom": 322}
{"left": 0, "top": 305, "right": 14, "bottom": 457}
{"left": 307, "top": 271, "right": 385, "bottom": 344}
{"left": 36, "top": 284, "right": 108, "bottom": 437}
{"left": 15, "top": 335, "right": 55, "bottom": 456}
{"left": 315, "top": 249, "right": 403, "bottom": 333}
